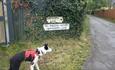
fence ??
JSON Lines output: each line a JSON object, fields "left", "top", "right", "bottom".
{"left": 12, "top": 0, "right": 45, "bottom": 41}
{"left": 0, "top": 21, "right": 5, "bottom": 43}
{"left": 12, "top": 7, "right": 24, "bottom": 41}
{"left": 0, "top": 1, "right": 5, "bottom": 43}
{"left": 95, "top": 9, "right": 115, "bottom": 19}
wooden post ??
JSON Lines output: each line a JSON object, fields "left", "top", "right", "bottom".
{"left": 0, "top": 0, "right": 5, "bottom": 43}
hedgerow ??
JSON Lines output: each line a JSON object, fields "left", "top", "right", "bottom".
{"left": 23, "top": 0, "right": 87, "bottom": 40}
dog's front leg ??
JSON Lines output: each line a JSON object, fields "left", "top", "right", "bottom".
{"left": 35, "top": 63, "right": 40, "bottom": 70}
{"left": 30, "top": 64, "right": 35, "bottom": 70}
{"left": 31, "top": 54, "right": 39, "bottom": 70}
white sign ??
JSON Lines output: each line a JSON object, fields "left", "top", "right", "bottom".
{"left": 43, "top": 24, "right": 70, "bottom": 31}
{"left": 47, "top": 17, "right": 63, "bottom": 23}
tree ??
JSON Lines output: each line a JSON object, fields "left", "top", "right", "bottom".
{"left": 87, "top": 0, "right": 108, "bottom": 11}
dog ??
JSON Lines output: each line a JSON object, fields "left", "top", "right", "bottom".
{"left": 9, "top": 43, "right": 52, "bottom": 70}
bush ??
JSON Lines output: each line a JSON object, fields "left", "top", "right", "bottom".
{"left": 24, "top": 0, "right": 87, "bottom": 40}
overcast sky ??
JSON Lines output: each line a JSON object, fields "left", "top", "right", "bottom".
{"left": 112, "top": 0, "right": 115, "bottom": 2}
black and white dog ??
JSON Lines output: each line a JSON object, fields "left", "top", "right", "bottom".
{"left": 9, "top": 44, "right": 52, "bottom": 70}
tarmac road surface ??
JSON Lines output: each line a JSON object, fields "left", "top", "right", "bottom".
{"left": 83, "top": 16, "right": 115, "bottom": 70}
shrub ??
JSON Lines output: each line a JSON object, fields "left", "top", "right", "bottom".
{"left": 24, "top": 0, "right": 87, "bottom": 40}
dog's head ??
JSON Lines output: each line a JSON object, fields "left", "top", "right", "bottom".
{"left": 37, "top": 43, "right": 52, "bottom": 56}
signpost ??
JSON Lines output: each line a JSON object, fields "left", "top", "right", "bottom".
{"left": 44, "top": 17, "right": 70, "bottom": 31}
{"left": 47, "top": 17, "right": 63, "bottom": 23}
{"left": 43, "top": 23, "right": 70, "bottom": 31}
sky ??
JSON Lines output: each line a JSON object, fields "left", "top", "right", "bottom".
{"left": 112, "top": 0, "right": 115, "bottom": 2}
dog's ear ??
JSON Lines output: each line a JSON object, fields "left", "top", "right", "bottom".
{"left": 44, "top": 43, "right": 48, "bottom": 50}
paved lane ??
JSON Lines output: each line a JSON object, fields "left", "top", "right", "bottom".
{"left": 83, "top": 16, "right": 115, "bottom": 70}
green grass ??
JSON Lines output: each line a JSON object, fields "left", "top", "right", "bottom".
{"left": 103, "top": 17, "right": 115, "bottom": 23}
{"left": 104, "top": 18, "right": 115, "bottom": 23}
{"left": 0, "top": 2, "right": 3, "bottom": 16}
{"left": 0, "top": 17, "right": 90, "bottom": 70}
{"left": 97, "top": 16, "right": 115, "bottom": 23}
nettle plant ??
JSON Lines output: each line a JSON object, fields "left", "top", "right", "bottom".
{"left": 23, "top": 0, "right": 87, "bottom": 40}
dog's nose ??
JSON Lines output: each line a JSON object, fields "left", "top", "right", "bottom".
{"left": 50, "top": 48, "right": 52, "bottom": 52}
{"left": 48, "top": 48, "right": 52, "bottom": 52}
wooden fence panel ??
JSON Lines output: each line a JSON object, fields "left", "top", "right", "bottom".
{"left": 0, "top": 1, "right": 5, "bottom": 43}
{"left": 0, "top": 21, "right": 5, "bottom": 43}
{"left": 12, "top": 7, "right": 24, "bottom": 41}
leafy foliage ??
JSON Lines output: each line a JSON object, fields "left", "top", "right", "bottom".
{"left": 87, "top": 0, "right": 109, "bottom": 11}
{"left": 24, "top": 0, "right": 87, "bottom": 40}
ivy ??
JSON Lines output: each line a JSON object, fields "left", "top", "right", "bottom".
{"left": 24, "top": 0, "right": 87, "bottom": 40}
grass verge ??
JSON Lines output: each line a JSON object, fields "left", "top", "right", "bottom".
{"left": 0, "top": 17, "right": 90, "bottom": 70}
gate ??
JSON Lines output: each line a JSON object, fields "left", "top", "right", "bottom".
{"left": 12, "top": 0, "right": 24, "bottom": 40}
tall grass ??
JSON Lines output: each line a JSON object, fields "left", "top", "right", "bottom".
{"left": 0, "top": 17, "right": 90, "bottom": 70}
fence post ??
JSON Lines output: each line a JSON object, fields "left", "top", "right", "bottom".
{"left": 3, "top": 0, "right": 10, "bottom": 44}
